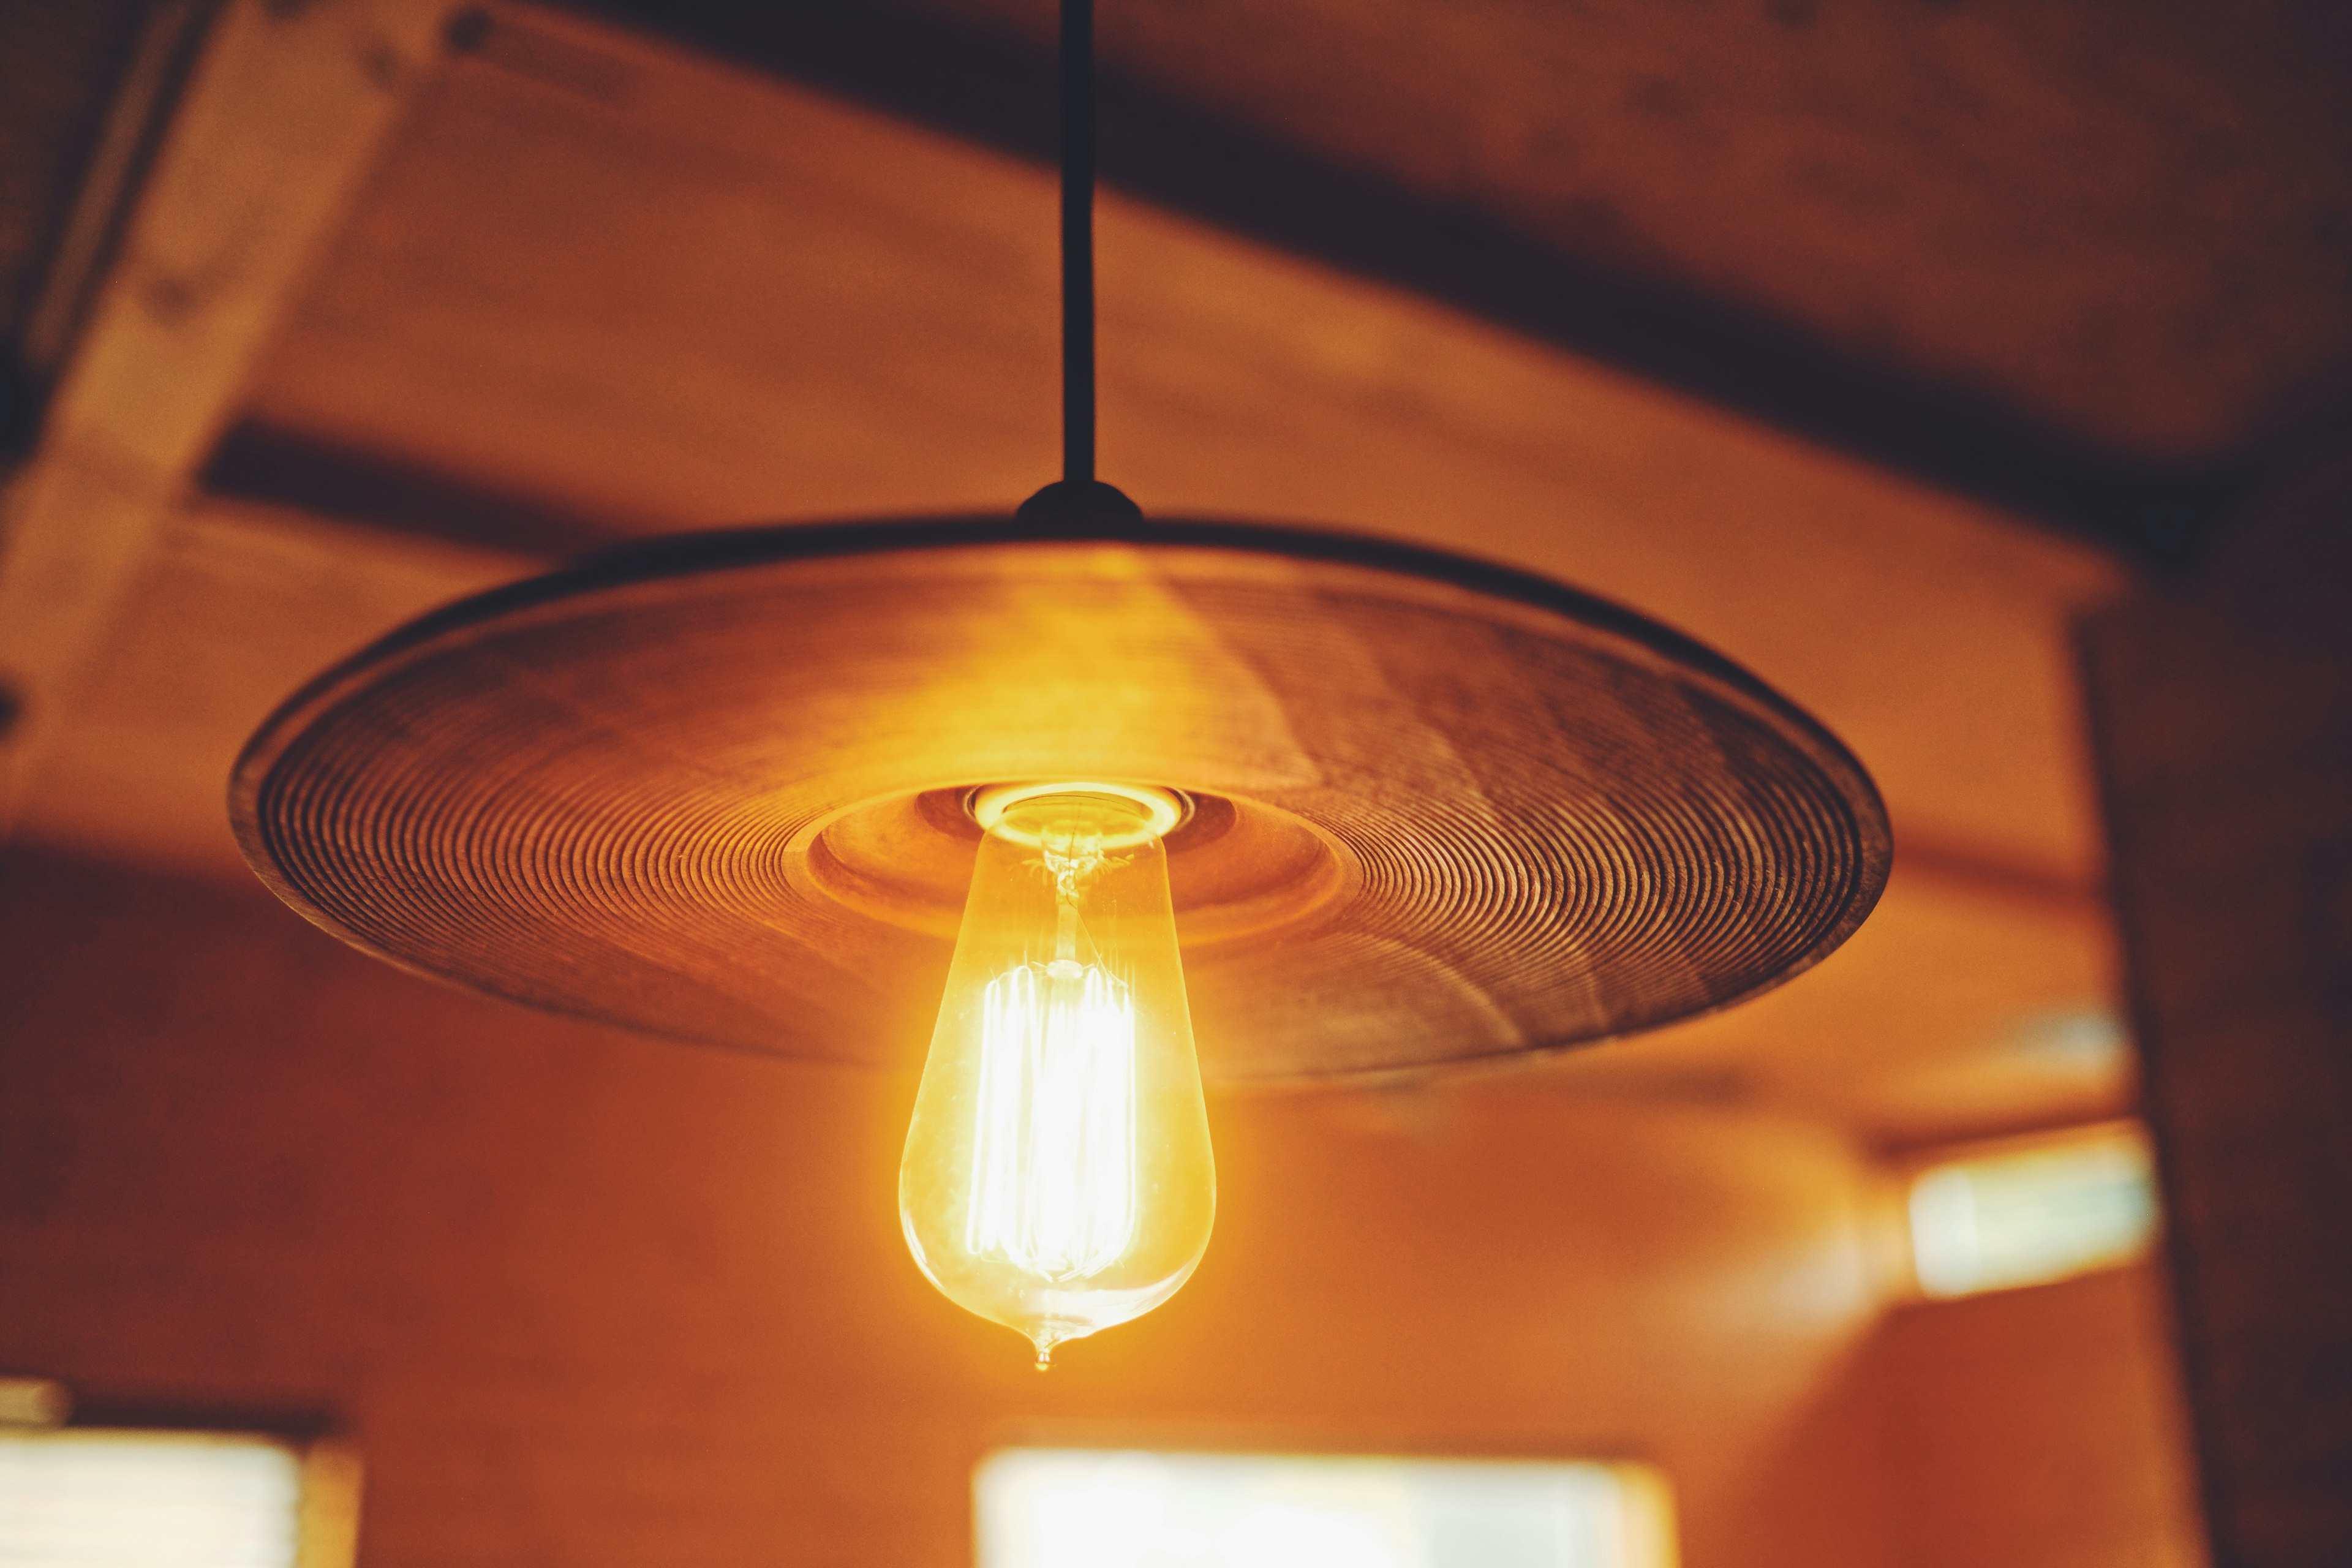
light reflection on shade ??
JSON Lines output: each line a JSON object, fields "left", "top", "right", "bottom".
{"left": 1909, "top": 1122, "right": 2160, "bottom": 1298}
{"left": 976, "top": 1449, "right": 1679, "bottom": 1568}
{"left": 0, "top": 1430, "right": 304, "bottom": 1568}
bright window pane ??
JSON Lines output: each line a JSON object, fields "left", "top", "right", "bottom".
{"left": 0, "top": 1430, "right": 304, "bottom": 1568}
{"left": 976, "top": 1449, "right": 1676, "bottom": 1568}
{"left": 1909, "top": 1123, "right": 2160, "bottom": 1298}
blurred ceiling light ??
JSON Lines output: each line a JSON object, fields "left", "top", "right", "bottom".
{"left": 975, "top": 1448, "right": 1678, "bottom": 1568}
{"left": 1907, "top": 1121, "right": 2160, "bottom": 1298}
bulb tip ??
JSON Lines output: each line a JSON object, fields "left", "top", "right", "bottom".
{"left": 1034, "top": 1346, "right": 1054, "bottom": 1371}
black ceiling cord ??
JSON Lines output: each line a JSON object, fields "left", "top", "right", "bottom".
{"left": 1017, "top": 0, "right": 1142, "bottom": 526}
{"left": 1060, "top": 0, "right": 1095, "bottom": 488}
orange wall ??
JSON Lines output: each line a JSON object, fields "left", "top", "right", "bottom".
{"left": 0, "top": 845, "right": 2195, "bottom": 1566}
{"left": 1732, "top": 1261, "right": 2207, "bottom": 1568}
{"left": 1866, "top": 1267, "right": 2206, "bottom": 1567}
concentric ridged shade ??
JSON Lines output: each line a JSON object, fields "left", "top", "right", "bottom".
{"left": 230, "top": 518, "right": 1889, "bottom": 1082}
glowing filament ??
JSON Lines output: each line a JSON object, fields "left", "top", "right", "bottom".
{"left": 966, "top": 956, "right": 1139, "bottom": 1281}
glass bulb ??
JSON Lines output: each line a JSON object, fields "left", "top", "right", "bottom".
{"left": 899, "top": 785, "right": 1215, "bottom": 1367}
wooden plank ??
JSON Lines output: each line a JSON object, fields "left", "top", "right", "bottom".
{"left": 15, "top": 494, "right": 537, "bottom": 881}
{"left": 0, "top": 0, "right": 459, "bottom": 834}
{"left": 2081, "top": 459, "right": 2352, "bottom": 1568}
{"left": 586, "top": 0, "right": 2324, "bottom": 558}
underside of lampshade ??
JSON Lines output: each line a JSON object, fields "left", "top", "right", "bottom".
{"left": 229, "top": 515, "right": 1890, "bottom": 1084}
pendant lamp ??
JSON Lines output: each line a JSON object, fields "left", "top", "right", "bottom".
{"left": 231, "top": 1, "right": 1890, "bottom": 1365}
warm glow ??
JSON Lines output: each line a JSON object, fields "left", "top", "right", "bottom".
{"left": 901, "top": 786, "right": 1213, "bottom": 1365}
{"left": 967, "top": 957, "right": 1140, "bottom": 1278}
{"left": 974, "top": 1449, "right": 1681, "bottom": 1568}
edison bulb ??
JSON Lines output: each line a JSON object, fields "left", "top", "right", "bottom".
{"left": 899, "top": 783, "right": 1215, "bottom": 1366}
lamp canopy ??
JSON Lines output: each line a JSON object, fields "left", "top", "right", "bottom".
{"left": 231, "top": 513, "right": 1888, "bottom": 1083}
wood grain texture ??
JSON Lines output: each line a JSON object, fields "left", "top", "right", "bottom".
{"left": 903, "top": 0, "right": 2352, "bottom": 462}
{"left": 231, "top": 519, "right": 1889, "bottom": 1080}
{"left": 0, "top": 0, "right": 456, "bottom": 831}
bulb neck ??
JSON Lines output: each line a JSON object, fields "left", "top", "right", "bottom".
{"left": 970, "top": 781, "right": 1187, "bottom": 848}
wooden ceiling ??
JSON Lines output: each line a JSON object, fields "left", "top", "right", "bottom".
{"left": 911, "top": 0, "right": 2352, "bottom": 460}
{"left": 586, "top": 0, "right": 2352, "bottom": 559}
{"left": 0, "top": 0, "right": 2141, "bottom": 1148}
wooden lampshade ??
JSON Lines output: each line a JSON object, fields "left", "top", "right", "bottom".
{"left": 231, "top": 516, "right": 1889, "bottom": 1082}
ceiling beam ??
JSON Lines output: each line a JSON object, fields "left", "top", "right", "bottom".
{"left": 570, "top": 0, "right": 2259, "bottom": 571}
{"left": 0, "top": 0, "right": 461, "bottom": 837}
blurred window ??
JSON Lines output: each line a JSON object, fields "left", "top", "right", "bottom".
{"left": 1907, "top": 1121, "right": 2160, "bottom": 1298}
{"left": 0, "top": 1383, "right": 357, "bottom": 1568}
{"left": 976, "top": 1448, "right": 1676, "bottom": 1568}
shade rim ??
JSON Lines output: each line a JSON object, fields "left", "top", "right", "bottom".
{"left": 228, "top": 511, "right": 1893, "bottom": 1081}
